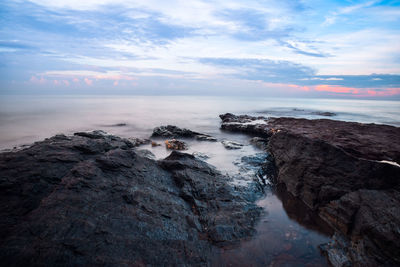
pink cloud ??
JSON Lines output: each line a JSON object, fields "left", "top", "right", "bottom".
{"left": 72, "top": 78, "right": 79, "bottom": 83}
{"left": 84, "top": 78, "right": 93, "bottom": 86}
{"left": 113, "top": 80, "right": 119, "bottom": 86}
{"left": 30, "top": 76, "right": 47, "bottom": 84}
{"left": 288, "top": 84, "right": 310, "bottom": 91}
{"left": 285, "top": 83, "right": 400, "bottom": 97}
{"left": 53, "top": 80, "right": 60, "bottom": 85}
{"left": 63, "top": 80, "right": 70, "bottom": 86}
{"left": 315, "top": 85, "right": 359, "bottom": 94}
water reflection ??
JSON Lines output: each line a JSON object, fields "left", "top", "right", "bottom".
{"left": 275, "top": 184, "right": 333, "bottom": 237}
{"left": 212, "top": 188, "right": 331, "bottom": 266}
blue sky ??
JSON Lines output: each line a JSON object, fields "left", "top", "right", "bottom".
{"left": 0, "top": 0, "right": 399, "bottom": 98}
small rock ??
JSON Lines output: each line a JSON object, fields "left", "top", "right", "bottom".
{"left": 152, "top": 125, "right": 216, "bottom": 141}
{"left": 151, "top": 141, "right": 161, "bottom": 147}
{"left": 312, "top": 111, "right": 336, "bottom": 117}
{"left": 221, "top": 140, "right": 244, "bottom": 150}
{"left": 195, "top": 135, "right": 217, "bottom": 142}
{"left": 165, "top": 139, "right": 187, "bottom": 150}
{"left": 128, "top": 137, "right": 150, "bottom": 147}
{"left": 74, "top": 130, "right": 109, "bottom": 139}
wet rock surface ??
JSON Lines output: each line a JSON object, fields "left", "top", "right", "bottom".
{"left": 152, "top": 125, "right": 217, "bottom": 141}
{"left": 0, "top": 131, "right": 262, "bottom": 266}
{"left": 220, "top": 113, "right": 400, "bottom": 266}
{"left": 164, "top": 139, "right": 188, "bottom": 150}
{"left": 221, "top": 140, "right": 244, "bottom": 150}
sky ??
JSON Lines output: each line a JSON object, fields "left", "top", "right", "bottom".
{"left": 0, "top": 0, "right": 400, "bottom": 98}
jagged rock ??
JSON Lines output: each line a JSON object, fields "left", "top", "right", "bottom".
{"left": 165, "top": 139, "right": 187, "bottom": 150}
{"left": 221, "top": 140, "right": 244, "bottom": 149}
{"left": 0, "top": 131, "right": 262, "bottom": 266}
{"left": 219, "top": 113, "right": 400, "bottom": 266}
{"left": 152, "top": 125, "right": 216, "bottom": 141}
{"left": 159, "top": 151, "right": 262, "bottom": 244}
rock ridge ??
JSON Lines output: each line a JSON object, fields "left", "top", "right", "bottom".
{"left": 0, "top": 130, "right": 262, "bottom": 266}
{"left": 219, "top": 113, "right": 400, "bottom": 266}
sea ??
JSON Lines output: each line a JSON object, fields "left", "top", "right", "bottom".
{"left": 1, "top": 95, "right": 399, "bottom": 150}
{"left": 1, "top": 95, "right": 399, "bottom": 265}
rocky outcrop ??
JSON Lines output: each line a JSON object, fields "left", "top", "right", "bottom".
{"left": 164, "top": 139, "right": 188, "bottom": 150}
{"left": 0, "top": 131, "right": 262, "bottom": 266}
{"left": 219, "top": 113, "right": 400, "bottom": 266}
{"left": 221, "top": 140, "right": 244, "bottom": 149}
{"left": 152, "top": 125, "right": 217, "bottom": 141}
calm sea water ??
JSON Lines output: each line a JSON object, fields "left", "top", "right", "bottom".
{"left": 1, "top": 95, "right": 399, "bottom": 265}
{"left": 1, "top": 95, "right": 399, "bottom": 150}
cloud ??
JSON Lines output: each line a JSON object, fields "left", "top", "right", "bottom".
{"left": 215, "top": 8, "right": 292, "bottom": 41}
{"left": 323, "top": 1, "right": 378, "bottom": 26}
{"left": 315, "top": 84, "right": 359, "bottom": 94}
{"left": 199, "top": 57, "right": 315, "bottom": 83}
{"left": 0, "top": 0, "right": 399, "bottom": 99}
{"left": 84, "top": 78, "right": 93, "bottom": 86}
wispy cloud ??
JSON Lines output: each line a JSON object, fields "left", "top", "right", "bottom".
{"left": 0, "top": 0, "right": 399, "bottom": 98}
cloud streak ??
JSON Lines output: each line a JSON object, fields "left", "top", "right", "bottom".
{"left": 0, "top": 0, "right": 399, "bottom": 98}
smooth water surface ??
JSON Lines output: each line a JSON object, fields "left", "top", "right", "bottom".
{"left": 1, "top": 95, "right": 399, "bottom": 150}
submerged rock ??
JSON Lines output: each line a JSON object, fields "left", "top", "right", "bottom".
{"left": 220, "top": 113, "right": 400, "bottom": 266}
{"left": 152, "top": 125, "right": 217, "bottom": 141}
{"left": 0, "top": 131, "right": 262, "bottom": 266}
{"left": 221, "top": 140, "right": 244, "bottom": 150}
{"left": 312, "top": 111, "right": 336, "bottom": 117}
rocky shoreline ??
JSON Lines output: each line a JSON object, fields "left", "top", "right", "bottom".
{"left": 0, "top": 114, "right": 399, "bottom": 266}
{"left": 220, "top": 113, "right": 400, "bottom": 266}
{"left": 0, "top": 130, "right": 266, "bottom": 266}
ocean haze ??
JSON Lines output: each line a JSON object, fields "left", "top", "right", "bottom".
{"left": 1, "top": 95, "right": 399, "bottom": 150}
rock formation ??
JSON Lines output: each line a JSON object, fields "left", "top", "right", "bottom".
{"left": 219, "top": 113, "right": 400, "bottom": 266}
{"left": 0, "top": 131, "right": 262, "bottom": 266}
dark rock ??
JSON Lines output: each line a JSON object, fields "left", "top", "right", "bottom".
{"left": 128, "top": 137, "right": 150, "bottom": 147}
{"left": 220, "top": 114, "right": 270, "bottom": 135}
{"left": 219, "top": 114, "right": 400, "bottom": 266}
{"left": 136, "top": 149, "right": 156, "bottom": 160}
{"left": 165, "top": 139, "right": 188, "bottom": 150}
{"left": 0, "top": 131, "right": 261, "bottom": 266}
{"left": 152, "top": 125, "right": 217, "bottom": 141}
{"left": 312, "top": 111, "right": 336, "bottom": 117}
{"left": 221, "top": 140, "right": 244, "bottom": 150}
{"left": 195, "top": 135, "right": 218, "bottom": 142}
{"left": 159, "top": 151, "right": 262, "bottom": 245}
{"left": 74, "top": 130, "right": 109, "bottom": 139}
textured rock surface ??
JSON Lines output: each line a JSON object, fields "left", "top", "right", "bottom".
{"left": 220, "top": 113, "right": 400, "bottom": 266}
{"left": 152, "top": 125, "right": 217, "bottom": 141}
{"left": 0, "top": 131, "right": 262, "bottom": 266}
{"left": 164, "top": 139, "right": 188, "bottom": 150}
{"left": 221, "top": 140, "right": 244, "bottom": 150}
